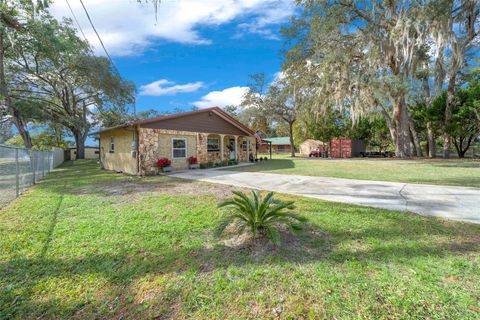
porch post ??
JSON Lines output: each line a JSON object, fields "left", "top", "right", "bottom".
{"left": 220, "top": 134, "right": 225, "bottom": 161}
{"left": 234, "top": 135, "right": 238, "bottom": 161}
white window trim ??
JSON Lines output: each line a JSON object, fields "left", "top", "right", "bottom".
{"left": 172, "top": 138, "right": 187, "bottom": 159}
{"left": 207, "top": 137, "right": 220, "bottom": 152}
{"left": 109, "top": 137, "right": 115, "bottom": 153}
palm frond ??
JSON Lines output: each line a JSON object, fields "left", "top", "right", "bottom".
{"left": 214, "top": 191, "right": 305, "bottom": 245}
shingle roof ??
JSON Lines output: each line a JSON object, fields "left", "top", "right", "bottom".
{"left": 95, "top": 107, "right": 255, "bottom": 136}
{"left": 263, "top": 137, "right": 291, "bottom": 145}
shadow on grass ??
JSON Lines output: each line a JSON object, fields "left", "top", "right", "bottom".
{"left": 3, "top": 159, "right": 480, "bottom": 318}
{"left": 1, "top": 215, "right": 479, "bottom": 318}
{"left": 231, "top": 159, "right": 296, "bottom": 172}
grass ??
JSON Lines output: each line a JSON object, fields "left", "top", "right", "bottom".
{"left": 1, "top": 160, "right": 479, "bottom": 319}
{"left": 230, "top": 153, "right": 480, "bottom": 187}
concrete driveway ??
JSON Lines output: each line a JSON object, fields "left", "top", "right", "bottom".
{"left": 171, "top": 169, "right": 480, "bottom": 224}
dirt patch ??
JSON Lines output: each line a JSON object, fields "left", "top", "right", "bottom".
{"left": 220, "top": 225, "right": 331, "bottom": 262}
{"left": 95, "top": 178, "right": 249, "bottom": 199}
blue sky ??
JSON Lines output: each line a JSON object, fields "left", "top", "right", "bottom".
{"left": 51, "top": 0, "right": 295, "bottom": 115}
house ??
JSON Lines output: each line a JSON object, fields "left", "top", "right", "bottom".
{"left": 98, "top": 107, "right": 257, "bottom": 175}
{"left": 299, "top": 139, "right": 324, "bottom": 156}
{"left": 69, "top": 146, "right": 99, "bottom": 160}
{"left": 258, "top": 137, "right": 293, "bottom": 154}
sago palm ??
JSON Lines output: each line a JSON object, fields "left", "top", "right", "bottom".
{"left": 215, "top": 190, "right": 306, "bottom": 245}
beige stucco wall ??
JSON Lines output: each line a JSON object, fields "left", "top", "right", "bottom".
{"left": 157, "top": 132, "right": 197, "bottom": 170}
{"left": 100, "top": 128, "right": 137, "bottom": 175}
{"left": 70, "top": 147, "right": 99, "bottom": 160}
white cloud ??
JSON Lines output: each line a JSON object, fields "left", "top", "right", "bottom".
{"left": 139, "top": 79, "right": 204, "bottom": 96}
{"left": 192, "top": 86, "right": 249, "bottom": 109}
{"left": 50, "top": 0, "right": 295, "bottom": 56}
{"left": 273, "top": 71, "right": 285, "bottom": 82}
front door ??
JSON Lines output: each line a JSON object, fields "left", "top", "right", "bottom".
{"left": 229, "top": 138, "right": 236, "bottom": 160}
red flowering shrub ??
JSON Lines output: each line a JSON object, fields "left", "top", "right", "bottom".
{"left": 188, "top": 156, "right": 198, "bottom": 164}
{"left": 157, "top": 158, "right": 171, "bottom": 168}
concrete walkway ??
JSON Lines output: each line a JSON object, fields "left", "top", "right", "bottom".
{"left": 171, "top": 170, "right": 480, "bottom": 224}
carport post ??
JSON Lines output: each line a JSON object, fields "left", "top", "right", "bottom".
{"left": 15, "top": 148, "right": 19, "bottom": 197}
{"left": 269, "top": 141, "right": 272, "bottom": 159}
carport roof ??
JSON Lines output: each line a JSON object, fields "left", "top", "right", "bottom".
{"left": 263, "top": 137, "right": 291, "bottom": 145}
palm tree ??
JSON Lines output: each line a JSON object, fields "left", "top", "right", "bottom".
{"left": 216, "top": 191, "right": 306, "bottom": 245}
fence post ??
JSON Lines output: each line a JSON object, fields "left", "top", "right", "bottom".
{"left": 15, "top": 148, "right": 19, "bottom": 197}
{"left": 42, "top": 152, "right": 45, "bottom": 178}
{"left": 31, "top": 150, "right": 35, "bottom": 184}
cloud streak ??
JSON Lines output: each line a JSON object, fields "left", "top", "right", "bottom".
{"left": 139, "top": 79, "right": 204, "bottom": 96}
{"left": 192, "top": 86, "right": 249, "bottom": 109}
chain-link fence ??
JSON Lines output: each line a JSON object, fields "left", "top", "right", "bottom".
{"left": 0, "top": 145, "right": 57, "bottom": 208}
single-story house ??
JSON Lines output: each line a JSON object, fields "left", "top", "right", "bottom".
{"left": 98, "top": 107, "right": 257, "bottom": 175}
{"left": 299, "top": 139, "right": 324, "bottom": 156}
{"left": 258, "top": 137, "right": 293, "bottom": 154}
{"left": 69, "top": 146, "right": 99, "bottom": 160}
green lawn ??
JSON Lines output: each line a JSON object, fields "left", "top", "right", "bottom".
{"left": 1, "top": 161, "right": 479, "bottom": 319}
{"left": 232, "top": 154, "right": 480, "bottom": 187}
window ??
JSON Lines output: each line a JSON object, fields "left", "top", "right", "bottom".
{"left": 94, "top": 150, "right": 99, "bottom": 154}
{"left": 207, "top": 138, "right": 220, "bottom": 152}
{"left": 109, "top": 137, "right": 115, "bottom": 153}
{"left": 172, "top": 138, "right": 186, "bottom": 158}
{"left": 278, "top": 145, "right": 285, "bottom": 152}
{"left": 242, "top": 140, "right": 247, "bottom": 151}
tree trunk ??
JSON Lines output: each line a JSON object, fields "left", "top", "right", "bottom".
{"left": 72, "top": 129, "right": 87, "bottom": 159}
{"left": 393, "top": 97, "right": 411, "bottom": 157}
{"left": 0, "top": 28, "right": 32, "bottom": 148}
{"left": 426, "top": 124, "right": 436, "bottom": 158}
{"left": 443, "top": 72, "right": 456, "bottom": 158}
{"left": 422, "top": 70, "right": 436, "bottom": 158}
{"left": 454, "top": 135, "right": 474, "bottom": 159}
{"left": 380, "top": 107, "right": 396, "bottom": 147}
{"left": 288, "top": 121, "right": 295, "bottom": 157}
{"left": 407, "top": 108, "right": 422, "bottom": 157}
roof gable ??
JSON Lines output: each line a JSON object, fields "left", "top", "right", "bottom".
{"left": 99, "top": 107, "right": 254, "bottom": 136}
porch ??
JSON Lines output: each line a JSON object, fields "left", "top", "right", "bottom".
{"left": 197, "top": 133, "right": 255, "bottom": 165}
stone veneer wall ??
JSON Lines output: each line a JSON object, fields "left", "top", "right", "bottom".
{"left": 138, "top": 128, "right": 197, "bottom": 175}
{"left": 139, "top": 129, "right": 257, "bottom": 174}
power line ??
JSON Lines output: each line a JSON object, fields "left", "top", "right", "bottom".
{"left": 78, "top": 0, "right": 119, "bottom": 75}
{"left": 77, "top": 0, "right": 136, "bottom": 117}
{"left": 65, "top": 0, "right": 87, "bottom": 41}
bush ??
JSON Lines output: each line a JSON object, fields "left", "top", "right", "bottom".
{"left": 188, "top": 156, "right": 198, "bottom": 164}
{"left": 215, "top": 191, "right": 306, "bottom": 245}
{"left": 157, "top": 158, "right": 171, "bottom": 168}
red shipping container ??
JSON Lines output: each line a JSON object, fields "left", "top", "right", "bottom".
{"left": 330, "top": 139, "right": 365, "bottom": 158}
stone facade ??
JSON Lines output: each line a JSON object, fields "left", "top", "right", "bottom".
{"left": 137, "top": 128, "right": 256, "bottom": 175}
{"left": 138, "top": 128, "right": 197, "bottom": 175}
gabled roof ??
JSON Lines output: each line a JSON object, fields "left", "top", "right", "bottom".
{"left": 263, "top": 137, "right": 291, "bottom": 145}
{"left": 98, "top": 107, "right": 255, "bottom": 136}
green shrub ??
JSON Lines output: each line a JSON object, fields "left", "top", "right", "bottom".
{"left": 216, "top": 191, "right": 306, "bottom": 245}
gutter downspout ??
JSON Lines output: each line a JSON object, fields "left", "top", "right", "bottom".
{"left": 135, "top": 125, "right": 140, "bottom": 175}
